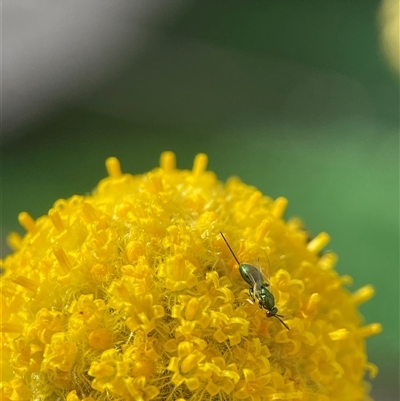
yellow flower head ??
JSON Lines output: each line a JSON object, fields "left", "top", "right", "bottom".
{"left": 1, "top": 152, "right": 381, "bottom": 401}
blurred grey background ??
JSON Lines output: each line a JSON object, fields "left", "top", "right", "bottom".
{"left": 2, "top": 1, "right": 399, "bottom": 400}
{"left": 3, "top": 0, "right": 187, "bottom": 136}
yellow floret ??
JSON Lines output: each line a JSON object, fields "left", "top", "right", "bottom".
{"left": 0, "top": 152, "right": 381, "bottom": 401}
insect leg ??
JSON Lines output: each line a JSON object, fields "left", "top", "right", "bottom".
{"left": 249, "top": 286, "right": 256, "bottom": 302}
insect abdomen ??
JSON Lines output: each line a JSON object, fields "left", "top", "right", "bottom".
{"left": 260, "top": 287, "right": 276, "bottom": 310}
{"left": 239, "top": 263, "right": 263, "bottom": 287}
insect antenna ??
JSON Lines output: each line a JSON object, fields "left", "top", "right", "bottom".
{"left": 274, "top": 314, "right": 290, "bottom": 330}
{"left": 220, "top": 232, "right": 241, "bottom": 266}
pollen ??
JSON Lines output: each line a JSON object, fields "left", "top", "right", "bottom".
{"left": 352, "top": 284, "right": 375, "bottom": 304}
{"left": 303, "top": 292, "right": 321, "bottom": 317}
{"left": 192, "top": 153, "right": 208, "bottom": 176}
{"left": 90, "top": 263, "right": 109, "bottom": 282}
{"left": 105, "top": 156, "right": 122, "bottom": 178}
{"left": 271, "top": 196, "right": 288, "bottom": 218}
{"left": 358, "top": 323, "right": 383, "bottom": 338}
{"left": 0, "top": 152, "right": 381, "bottom": 401}
{"left": 10, "top": 275, "right": 38, "bottom": 293}
{"left": 328, "top": 328, "right": 350, "bottom": 341}
{"left": 53, "top": 245, "right": 73, "bottom": 273}
{"left": 255, "top": 218, "right": 270, "bottom": 243}
{"left": 307, "top": 231, "right": 330, "bottom": 254}
{"left": 6, "top": 232, "right": 23, "bottom": 251}
{"left": 160, "top": 150, "right": 176, "bottom": 171}
{"left": 49, "top": 208, "right": 65, "bottom": 232}
{"left": 18, "top": 211, "right": 36, "bottom": 233}
{"left": 89, "top": 328, "right": 113, "bottom": 350}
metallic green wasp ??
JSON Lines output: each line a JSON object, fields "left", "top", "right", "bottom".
{"left": 220, "top": 232, "right": 289, "bottom": 330}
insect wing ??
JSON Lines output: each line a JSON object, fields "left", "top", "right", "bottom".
{"left": 251, "top": 248, "right": 272, "bottom": 286}
{"left": 252, "top": 250, "right": 281, "bottom": 306}
{"left": 247, "top": 266, "right": 259, "bottom": 288}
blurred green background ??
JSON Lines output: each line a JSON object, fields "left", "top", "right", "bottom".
{"left": 2, "top": 1, "right": 399, "bottom": 400}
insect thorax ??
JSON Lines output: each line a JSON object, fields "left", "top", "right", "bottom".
{"left": 259, "top": 285, "right": 276, "bottom": 310}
